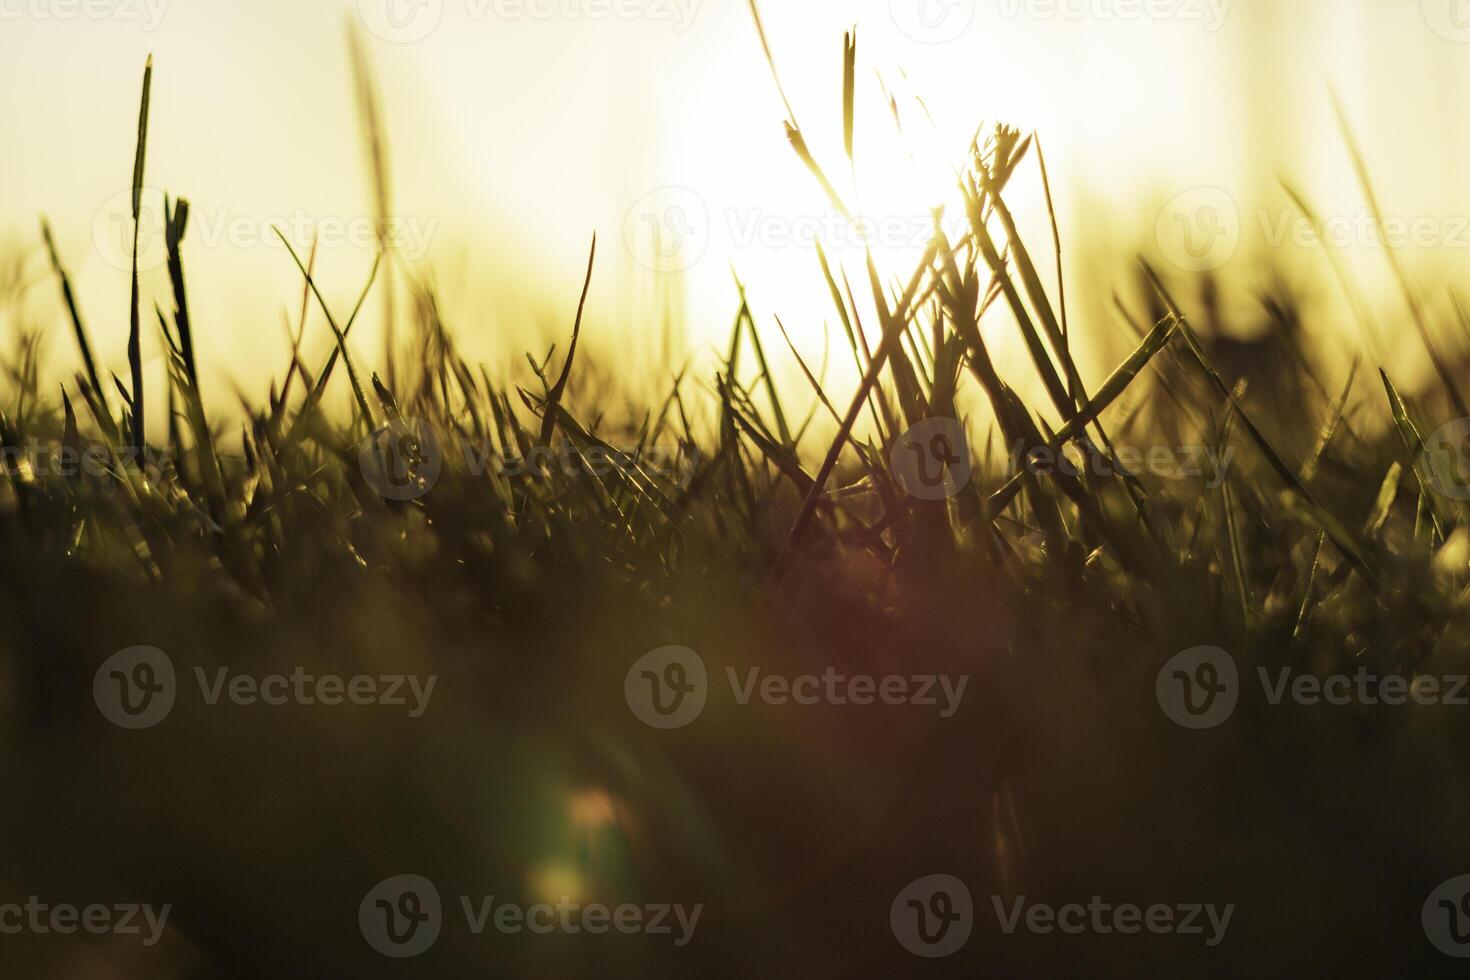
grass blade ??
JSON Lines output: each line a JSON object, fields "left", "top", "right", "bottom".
{"left": 128, "top": 55, "right": 154, "bottom": 456}
{"left": 539, "top": 233, "right": 596, "bottom": 446}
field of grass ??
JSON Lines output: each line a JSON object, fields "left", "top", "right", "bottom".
{"left": 5, "top": 30, "right": 1470, "bottom": 978}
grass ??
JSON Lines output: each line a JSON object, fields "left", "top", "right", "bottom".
{"left": 4, "top": 30, "right": 1470, "bottom": 977}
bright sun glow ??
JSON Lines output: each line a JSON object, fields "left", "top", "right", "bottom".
{"left": 3, "top": 2, "right": 1470, "bottom": 404}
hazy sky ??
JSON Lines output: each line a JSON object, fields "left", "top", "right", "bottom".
{"left": 5, "top": 0, "right": 1470, "bottom": 414}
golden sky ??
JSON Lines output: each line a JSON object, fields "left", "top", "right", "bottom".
{"left": 6, "top": 0, "right": 1470, "bottom": 414}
